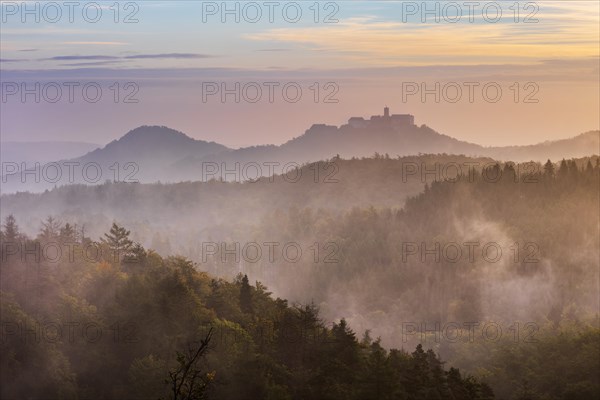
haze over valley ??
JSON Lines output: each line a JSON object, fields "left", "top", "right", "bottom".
{"left": 2, "top": 109, "right": 598, "bottom": 193}
{"left": 1, "top": 1, "right": 599, "bottom": 399}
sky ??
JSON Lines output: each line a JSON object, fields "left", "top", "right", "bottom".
{"left": 1, "top": 0, "right": 599, "bottom": 147}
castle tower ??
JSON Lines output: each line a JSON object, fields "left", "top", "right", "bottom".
{"left": 384, "top": 106, "right": 390, "bottom": 118}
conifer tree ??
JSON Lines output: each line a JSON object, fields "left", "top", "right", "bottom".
{"left": 101, "top": 222, "right": 133, "bottom": 261}
{"left": 38, "top": 216, "right": 61, "bottom": 242}
{"left": 2, "top": 214, "right": 19, "bottom": 242}
{"left": 543, "top": 159, "right": 554, "bottom": 177}
{"left": 239, "top": 274, "right": 253, "bottom": 314}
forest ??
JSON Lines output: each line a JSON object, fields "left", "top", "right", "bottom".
{"left": 1, "top": 216, "right": 495, "bottom": 399}
{"left": 1, "top": 157, "right": 599, "bottom": 399}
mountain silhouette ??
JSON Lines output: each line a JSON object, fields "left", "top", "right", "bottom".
{"left": 79, "top": 125, "right": 230, "bottom": 176}
{"left": 1, "top": 114, "right": 598, "bottom": 193}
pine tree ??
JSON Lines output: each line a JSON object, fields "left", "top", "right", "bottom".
{"left": 101, "top": 222, "right": 133, "bottom": 261}
{"left": 568, "top": 160, "right": 579, "bottom": 180}
{"left": 2, "top": 214, "right": 20, "bottom": 242}
{"left": 239, "top": 274, "right": 253, "bottom": 314}
{"left": 406, "top": 343, "right": 433, "bottom": 398}
{"left": 59, "top": 223, "right": 76, "bottom": 243}
{"left": 543, "top": 159, "right": 554, "bottom": 177}
{"left": 558, "top": 159, "right": 569, "bottom": 178}
{"left": 586, "top": 160, "right": 594, "bottom": 175}
{"left": 502, "top": 163, "right": 517, "bottom": 183}
{"left": 38, "top": 216, "right": 61, "bottom": 242}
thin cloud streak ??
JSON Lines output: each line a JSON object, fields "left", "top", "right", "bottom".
{"left": 62, "top": 41, "right": 129, "bottom": 46}
{"left": 124, "top": 53, "right": 214, "bottom": 59}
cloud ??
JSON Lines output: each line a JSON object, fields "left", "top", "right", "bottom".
{"left": 44, "top": 55, "right": 120, "bottom": 61}
{"left": 60, "top": 61, "right": 124, "bottom": 67}
{"left": 123, "top": 53, "right": 214, "bottom": 59}
{"left": 243, "top": 11, "right": 599, "bottom": 66}
{"left": 62, "top": 42, "right": 129, "bottom": 46}
{"left": 35, "top": 54, "right": 214, "bottom": 65}
{"left": 1, "top": 59, "right": 597, "bottom": 84}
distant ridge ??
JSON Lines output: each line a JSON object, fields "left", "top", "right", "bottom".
{"left": 76, "top": 126, "right": 231, "bottom": 181}
{"left": 483, "top": 131, "right": 600, "bottom": 161}
{"left": 1, "top": 110, "right": 598, "bottom": 193}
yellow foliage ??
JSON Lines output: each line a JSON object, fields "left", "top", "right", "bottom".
{"left": 97, "top": 261, "right": 112, "bottom": 272}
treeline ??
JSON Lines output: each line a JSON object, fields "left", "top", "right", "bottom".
{"left": 1, "top": 218, "right": 493, "bottom": 400}
{"left": 1, "top": 156, "right": 598, "bottom": 399}
{"left": 196, "top": 158, "right": 598, "bottom": 400}
{"left": 213, "top": 157, "right": 600, "bottom": 327}
{"left": 0, "top": 154, "right": 511, "bottom": 244}
{"left": 1, "top": 155, "right": 597, "bottom": 255}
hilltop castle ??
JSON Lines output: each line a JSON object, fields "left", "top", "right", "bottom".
{"left": 347, "top": 106, "right": 415, "bottom": 129}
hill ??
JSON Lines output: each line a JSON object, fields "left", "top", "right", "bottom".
{"left": 1, "top": 117, "right": 598, "bottom": 193}
{"left": 1, "top": 156, "right": 598, "bottom": 399}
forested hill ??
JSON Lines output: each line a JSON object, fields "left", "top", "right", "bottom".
{"left": 1, "top": 220, "right": 494, "bottom": 400}
{"left": 0, "top": 154, "right": 494, "bottom": 241}
{"left": 2, "top": 125, "right": 598, "bottom": 194}
{"left": 1, "top": 157, "right": 599, "bottom": 399}
{"left": 2, "top": 155, "right": 596, "bottom": 246}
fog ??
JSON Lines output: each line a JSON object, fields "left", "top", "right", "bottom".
{"left": 3, "top": 156, "right": 598, "bottom": 353}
